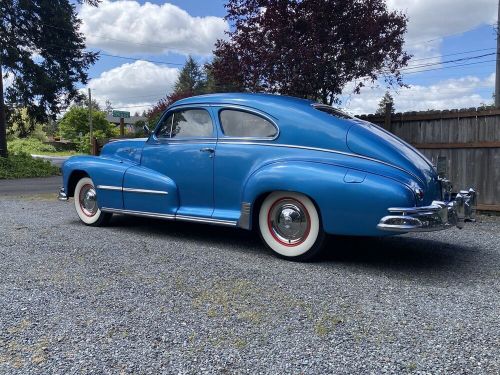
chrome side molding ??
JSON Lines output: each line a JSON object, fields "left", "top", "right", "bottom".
{"left": 100, "top": 207, "right": 238, "bottom": 227}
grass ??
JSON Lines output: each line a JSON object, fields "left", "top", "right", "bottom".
{"left": 0, "top": 153, "right": 61, "bottom": 179}
{"left": 31, "top": 150, "right": 82, "bottom": 157}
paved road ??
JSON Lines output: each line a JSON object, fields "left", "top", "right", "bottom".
{"left": 31, "top": 154, "right": 69, "bottom": 168}
{"left": 0, "top": 176, "right": 62, "bottom": 196}
{"left": 0, "top": 197, "right": 498, "bottom": 374}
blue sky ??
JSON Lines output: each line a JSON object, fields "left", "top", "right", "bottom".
{"left": 76, "top": 0, "right": 498, "bottom": 114}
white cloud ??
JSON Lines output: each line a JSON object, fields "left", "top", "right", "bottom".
{"left": 388, "top": 0, "right": 497, "bottom": 61}
{"left": 87, "top": 60, "right": 179, "bottom": 114}
{"left": 80, "top": 0, "right": 228, "bottom": 56}
{"left": 342, "top": 74, "right": 495, "bottom": 114}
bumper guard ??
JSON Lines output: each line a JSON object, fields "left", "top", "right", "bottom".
{"left": 58, "top": 187, "right": 68, "bottom": 201}
{"left": 377, "top": 188, "right": 476, "bottom": 233}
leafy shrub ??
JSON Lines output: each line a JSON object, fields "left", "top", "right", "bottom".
{"left": 0, "top": 153, "right": 60, "bottom": 179}
{"left": 7, "top": 138, "right": 56, "bottom": 155}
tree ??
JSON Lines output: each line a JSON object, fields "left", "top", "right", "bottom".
{"left": 376, "top": 91, "right": 395, "bottom": 115}
{"left": 6, "top": 107, "right": 45, "bottom": 138}
{"left": 174, "top": 56, "right": 206, "bottom": 95}
{"left": 0, "top": 0, "right": 100, "bottom": 157}
{"left": 59, "top": 106, "right": 116, "bottom": 143}
{"left": 211, "top": 0, "right": 410, "bottom": 105}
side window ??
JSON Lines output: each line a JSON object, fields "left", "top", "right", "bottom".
{"left": 156, "top": 109, "right": 213, "bottom": 138}
{"left": 219, "top": 109, "right": 278, "bottom": 138}
{"left": 156, "top": 113, "right": 174, "bottom": 138}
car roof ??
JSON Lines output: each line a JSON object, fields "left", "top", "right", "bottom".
{"left": 171, "top": 93, "right": 315, "bottom": 116}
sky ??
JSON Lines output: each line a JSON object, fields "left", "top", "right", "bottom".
{"left": 73, "top": 0, "right": 498, "bottom": 115}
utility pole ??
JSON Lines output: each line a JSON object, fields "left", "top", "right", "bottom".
{"left": 496, "top": 0, "right": 500, "bottom": 107}
{"left": 88, "top": 88, "right": 93, "bottom": 152}
{"left": 0, "top": 61, "right": 7, "bottom": 158}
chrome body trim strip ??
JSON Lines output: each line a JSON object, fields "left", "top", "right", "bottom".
{"left": 175, "top": 215, "right": 238, "bottom": 227}
{"left": 122, "top": 187, "right": 168, "bottom": 195}
{"left": 100, "top": 208, "right": 238, "bottom": 227}
{"left": 217, "top": 141, "right": 423, "bottom": 183}
{"left": 97, "top": 185, "right": 168, "bottom": 195}
{"left": 96, "top": 185, "right": 122, "bottom": 191}
{"left": 101, "top": 208, "right": 175, "bottom": 220}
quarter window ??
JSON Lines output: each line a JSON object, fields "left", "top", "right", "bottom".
{"left": 219, "top": 109, "right": 277, "bottom": 138}
{"left": 156, "top": 109, "right": 213, "bottom": 138}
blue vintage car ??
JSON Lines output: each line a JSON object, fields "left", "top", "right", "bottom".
{"left": 59, "top": 93, "right": 476, "bottom": 260}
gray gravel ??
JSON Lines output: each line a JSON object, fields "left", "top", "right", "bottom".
{"left": 0, "top": 196, "right": 499, "bottom": 374}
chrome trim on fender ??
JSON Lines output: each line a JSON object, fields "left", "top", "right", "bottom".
{"left": 96, "top": 185, "right": 122, "bottom": 191}
{"left": 123, "top": 187, "right": 168, "bottom": 195}
{"left": 97, "top": 185, "right": 168, "bottom": 195}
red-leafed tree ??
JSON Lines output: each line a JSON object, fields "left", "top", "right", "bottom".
{"left": 210, "top": 0, "right": 411, "bottom": 104}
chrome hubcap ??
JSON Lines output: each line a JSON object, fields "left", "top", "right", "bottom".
{"left": 79, "top": 184, "right": 97, "bottom": 217}
{"left": 269, "top": 199, "right": 310, "bottom": 245}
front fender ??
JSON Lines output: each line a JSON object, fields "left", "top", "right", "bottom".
{"left": 242, "top": 161, "right": 416, "bottom": 236}
{"left": 62, "top": 155, "right": 134, "bottom": 209}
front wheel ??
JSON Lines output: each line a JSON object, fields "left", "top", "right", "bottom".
{"left": 258, "top": 191, "right": 325, "bottom": 261}
{"left": 74, "top": 177, "right": 112, "bottom": 226}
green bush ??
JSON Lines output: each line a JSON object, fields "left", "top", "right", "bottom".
{"left": 0, "top": 153, "right": 60, "bottom": 179}
{"left": 59, "top": 106, "right": 118, "bottom": 142}
{"left": 7, "top": 138, "right": 57, "bottom": 155}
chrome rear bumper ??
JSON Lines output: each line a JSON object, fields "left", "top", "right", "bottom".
{"left": 377, "top": 188, "right": 476, "bottom": 233}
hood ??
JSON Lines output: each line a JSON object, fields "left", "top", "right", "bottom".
{"left": 346, "top": 120, "right": 440, "bottom": 203}
{"left": 100, "top": 138, "right": 147, "bottom": 164}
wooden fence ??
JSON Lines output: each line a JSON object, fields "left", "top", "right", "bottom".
{"left": 358, "top": 107, "right": 500, "bottom": 212}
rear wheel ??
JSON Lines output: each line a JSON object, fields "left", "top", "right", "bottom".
{"left": 258, "top": 191, "right": 325, "bottom": 261}
{"left": 74, "top": 177, "right": 112, "bottom": 226}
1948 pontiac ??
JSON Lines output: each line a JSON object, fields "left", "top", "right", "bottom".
{"left": 58, "top": 93, "right": 476, "bottom": 260}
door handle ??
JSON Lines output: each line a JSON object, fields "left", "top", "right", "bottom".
{"left": 200, "top": 147, "right": 215, "bottom": 153}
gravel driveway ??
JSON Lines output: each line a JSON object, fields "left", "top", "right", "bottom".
{"left": 0, "top": 196, "right": 499, "bottom": 374}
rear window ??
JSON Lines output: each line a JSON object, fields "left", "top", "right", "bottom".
{"left": 219, "top": 109, "right": 278, "bottom": 138}
{"left": 313, "top": 104, "right": 353, "bottom": 119}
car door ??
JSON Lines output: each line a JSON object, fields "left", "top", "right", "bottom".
{"left": 139, "top": 106, "right": 217, "bottom": 218}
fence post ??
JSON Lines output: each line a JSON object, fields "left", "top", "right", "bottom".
{"left": 384, "top": 102, "right": 393, "bottom": 132}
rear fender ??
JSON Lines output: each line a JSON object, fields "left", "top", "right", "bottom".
{"left": 242, "top": 161, "right": 416, "bottom": 236}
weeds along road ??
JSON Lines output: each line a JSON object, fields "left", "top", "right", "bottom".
{"left": 0, "top": 195, "right": 499, "bottom": 374}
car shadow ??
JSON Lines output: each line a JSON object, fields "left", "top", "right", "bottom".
{"left": 104, "top": 215, "right": 483, "bottom": 280}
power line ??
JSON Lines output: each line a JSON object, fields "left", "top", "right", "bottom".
{"left": 402, "top": 52, "right": 496, "bottom": 71}
{"left": 410, "top": 47, "right": 496, "bottom": 62}
{"left": 99, "top": 53, "right": 184, "bottom": 66}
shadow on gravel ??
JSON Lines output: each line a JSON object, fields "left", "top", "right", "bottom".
{"left": 320, "top": 235, "right": 479, "bottom": 276}
{"left": 103, "top": 215, "right": 481, "bottom": 278}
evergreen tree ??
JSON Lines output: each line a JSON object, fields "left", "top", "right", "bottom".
{"left": 173, "top": 56, "right": 206, "bottom": 95}
{"left": 376, "top": 91, "right": 395, "bottom": 115}
{"left": 0, "top": 0, "right": 99, "bottom": 157}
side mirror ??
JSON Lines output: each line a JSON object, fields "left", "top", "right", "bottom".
{"left": 143, "top": 124, "right": 151, "bottom": 135}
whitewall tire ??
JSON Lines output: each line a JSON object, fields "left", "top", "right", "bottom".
{"left": 258, "top": 191, "right": 325, "bottom": 260}
{"left": 74, "top": 177, "right": 112, "bottom": 226}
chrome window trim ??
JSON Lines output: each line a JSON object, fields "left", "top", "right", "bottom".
{"left": 216, "top": 105, "right": 280, "bottom": 141}
{"left": 217, "top": 141, "right": 425, "bottom": 185}
{"left": 97, "top": 185, "right": 168, "bottom": 195}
